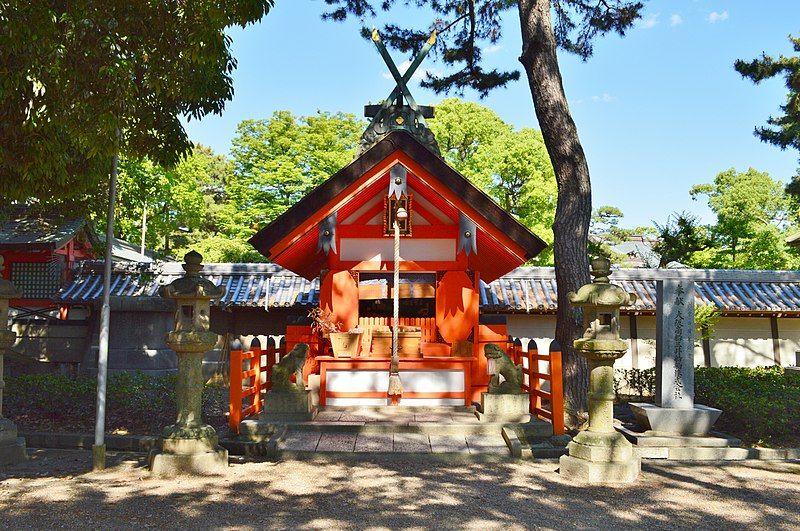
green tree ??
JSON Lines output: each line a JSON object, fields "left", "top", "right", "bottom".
{"left": 428, "top": 98, "right": 511, "bottom": 171}
{"left": 322, "top": 0, "right": 645, "bottom": 419}
{"left": 652, "top": 212, "right": 713, "bottom": 268}
{"left": 466, "top": 128, "right": 557, "bottom": 264}
{"left": 0, "top": 1, "right": 274, "bottom": 202}
{"left": 736, "top": 36, "right": 800, "bottom": 201}
{"left": 114, "top": 155, "right": 206, "bottom": 255}
{"left": 690, "top": 168, "right": 798, "bottom": 269}
{"left": 229, "top": 111, "right": 365, "bottom": 235}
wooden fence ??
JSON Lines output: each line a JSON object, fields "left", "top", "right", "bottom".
{"left": 508, "top": 341, "right": 565, "bottom": 436}
{"left": 229, "top": 341, "right": 285, "bottom": 434}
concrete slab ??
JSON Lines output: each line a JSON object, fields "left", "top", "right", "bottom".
{"left": 355, "top": 433, "right": 393, "bottom": 453}
{"left": 617, "top": 425, "right": 742, "bottom": 447}
{"left": 466, "top": 435, "right": 509, "bottom": 455}
{"left": 313, "top": 410, "right": 343, "bottom": 422}
{"left": 316, "top": 433, "right": 357, "bottom": 452}
{"left": 430, "top": 435, "right": 470, "bottom": 454}
{"left": 393, "top": 433, "right": 431, "bottom": 453}
{"left": 279, "top": 431, "right": 321, "bottom": 452}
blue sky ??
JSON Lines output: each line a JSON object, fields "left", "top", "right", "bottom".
{"left": 183, "top": 1, "right": 800, "bottom": 229}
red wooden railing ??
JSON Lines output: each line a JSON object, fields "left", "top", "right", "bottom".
{"left": 509, "top": 341, "right": 565, "bottom": 435}
{"left": 229, "top": 342, "right": 285, "bottom": 434}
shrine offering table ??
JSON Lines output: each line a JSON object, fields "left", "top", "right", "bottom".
{"left": 318, "top": 356, "right": 473, "bottom": 406}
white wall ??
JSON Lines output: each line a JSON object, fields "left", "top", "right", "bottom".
{"left": 778, "top": 318, "right": 800, "bottom": 367}
{"left": 506, "top": 313, "right": 800, "bottom": 369}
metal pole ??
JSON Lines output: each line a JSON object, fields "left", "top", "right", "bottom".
{"left": 140, "top": 200, "right": 147, "bottom": 258}
{"left": 93, "top": 127, "right": 121, "bottom": 470}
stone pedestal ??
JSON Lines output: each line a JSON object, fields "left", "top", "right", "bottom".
{"left": 0, "top": 262, "right": 27, "bottom": 467}
{"left": 0, "top": 418, "right": 26, "bottom": 465}
{"left": 629, "top": 403, "right": 721, "bottom": 436}
{"left": 148, "top": 348, "right": 229, "bottom": 476}
{"left": 149, "top": 251, "right": 228, "bottom": 477}
{"left": 559, "top": 349, "right": 640, "bottom": 483}
{"left": 475, "top": 392, "right": 531, "bottom": 423}
{"left": 239, "top": 390, "right": 314, "bottom": 442}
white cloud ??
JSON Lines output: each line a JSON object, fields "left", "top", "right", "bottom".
{"left": 707, "top": 10, "right": 728, "bottom": 23}
{"left": 483, "top": 44, "right": 503, "bottom": 54}
{"left": 591, "top": 93, "right": 616, "bottom": 104}
{"left": 670, "top": 14, "right": 683, "bottom": 26}
{"left": 638, "top": 13, "right": 659, "bottom": 29}
{"left": 382, "top": 59, "right": 441, "bottom": 83}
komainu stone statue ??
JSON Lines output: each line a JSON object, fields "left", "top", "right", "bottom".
{"left": 485, "top": 344, "right": 523, "bottom": 394}
{"left": 272, "top": 343, "right": 309, "bottom": 392}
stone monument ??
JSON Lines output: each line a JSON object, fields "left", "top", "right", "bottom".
{"left": 629, "top": 280, "right": 721, "bottom": 435}
{"left": 148, "top": 251, "right": 228, "bottom": 476}
{"left": 475, "top": 344, "right": 530, "bottom": 423}
{"left": 559, "top": 257, "right": 640, "bottom": 483}
{"left": 0, "top": 257, "right": 26, "bottom": 465}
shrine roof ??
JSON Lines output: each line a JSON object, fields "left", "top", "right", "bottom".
{"left": 248, "top": 130, "right": 547, "bottom": 278}
{"left": 0, "top": 216, "right": 96, "bottom": 250}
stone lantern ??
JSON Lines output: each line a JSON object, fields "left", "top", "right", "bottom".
{"left": 559, "top": 257, "right": 640, "bottom": 483}
{"left": 148, "top": 251, "right": 228, "bottom": 476}
{"left": 0, "top": 256, "right": 26, "bottom": 465}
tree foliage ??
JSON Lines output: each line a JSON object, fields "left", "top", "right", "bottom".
{"left": 736, "top": 35, "right": 800, "bottom": 201}
{"left": 0, "top": 0, "right": 274, "bottom": 201}
{"left": 430, "top": 99, "right": 557, "bottom": 263}
{"left": 323, "top": 0, "right": 642, "bottom": 95}
{"left": 690, "top": 168, "right": 798, "bottom": 269}
{"left": 228, "top": 111, "right": 365, "bottom": 235}
{"left": 652, "top": 212, "right": 713, "bottom": 268}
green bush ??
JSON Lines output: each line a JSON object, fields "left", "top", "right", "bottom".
{"left": 615, "top": 368, "right": 656, "bottom": 398}
{"left": 616, "top": 366, "right": 800, "bottom": 446}
{"left": 695, "top": 366, "right": 799, "bottom": 445}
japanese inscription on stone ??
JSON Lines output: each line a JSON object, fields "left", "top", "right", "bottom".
{"left": 655, "top": 279, "right": 696, "bottom": 409}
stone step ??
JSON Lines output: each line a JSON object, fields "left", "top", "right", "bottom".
{"left": 277, "top": 420, "right": 538, "bottom": 436}
{"left": 275, "top": 429, "right": 514, "bottom": 458}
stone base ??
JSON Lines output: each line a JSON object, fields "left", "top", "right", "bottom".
{"left": 0, "top": 418, "right": 26, "bottom": 465}
{"left": 559, "top": 454, "right": 641, "bottom": 483}
{"left": 261, "top": 390, "right": 313, "bottom": 421}
{"left": 616, "top": 424, "right": 751, "bottom": 460}
{"left": 476, "top": 393, "right": 530, "bottom": 423}
{"left": 630, "top": 403, "right": 722, "bottom": 436}
{"left": 0, "top": 438, "right": 27, "bottom": 466}
{"left": 148, "top": 447, "right": 228, "bottom": 477}
{"left": 559, "top": 430, "right": 640, "bottom": 483}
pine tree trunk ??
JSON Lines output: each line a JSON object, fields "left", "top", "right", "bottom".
{"left": 517, "top": 0, "right": 591, "bottom": 425}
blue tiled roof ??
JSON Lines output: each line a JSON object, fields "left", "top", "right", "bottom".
{"left": 56, "top": 261, "right": 800, "bottom": 314}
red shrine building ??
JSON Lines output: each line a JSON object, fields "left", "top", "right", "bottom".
{"left": 247, "top": 125, "right": 548, "bottom": 408}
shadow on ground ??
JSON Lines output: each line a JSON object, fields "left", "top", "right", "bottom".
{"left": 0, "top": 449, "right": 798, "bottom": 529}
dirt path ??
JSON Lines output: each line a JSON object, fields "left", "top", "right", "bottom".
{"left": 0, "top": 449, "right": 798, "bottom": 530}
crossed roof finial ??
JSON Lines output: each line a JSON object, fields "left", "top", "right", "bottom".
{"left": 359, "top": 29, "right": 441, "bottom": 155}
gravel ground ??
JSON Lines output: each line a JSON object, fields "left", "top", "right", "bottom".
{"left": 0, "top": 449, "right": 798, "bottom": 530}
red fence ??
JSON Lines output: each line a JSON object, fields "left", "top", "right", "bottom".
{"left": 229, "top": 343, "right": 285, "bottom": 434}
{"left": 508, "top": 342, "right": 565, "bottom": 436}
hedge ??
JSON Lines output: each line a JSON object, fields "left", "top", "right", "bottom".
{"left": 616, "top": 366, "right": 800, "bottom": 446}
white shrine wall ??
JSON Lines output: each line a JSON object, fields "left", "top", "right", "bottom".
{"left": 506, "top": 314, "right": 800, "bottom": 369}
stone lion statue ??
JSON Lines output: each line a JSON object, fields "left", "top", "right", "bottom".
{"left": 485, "top": 344, "right": 524, "bottom": 394}
{"left": 271, "top": 343, "right": 308, "bottom": 392}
